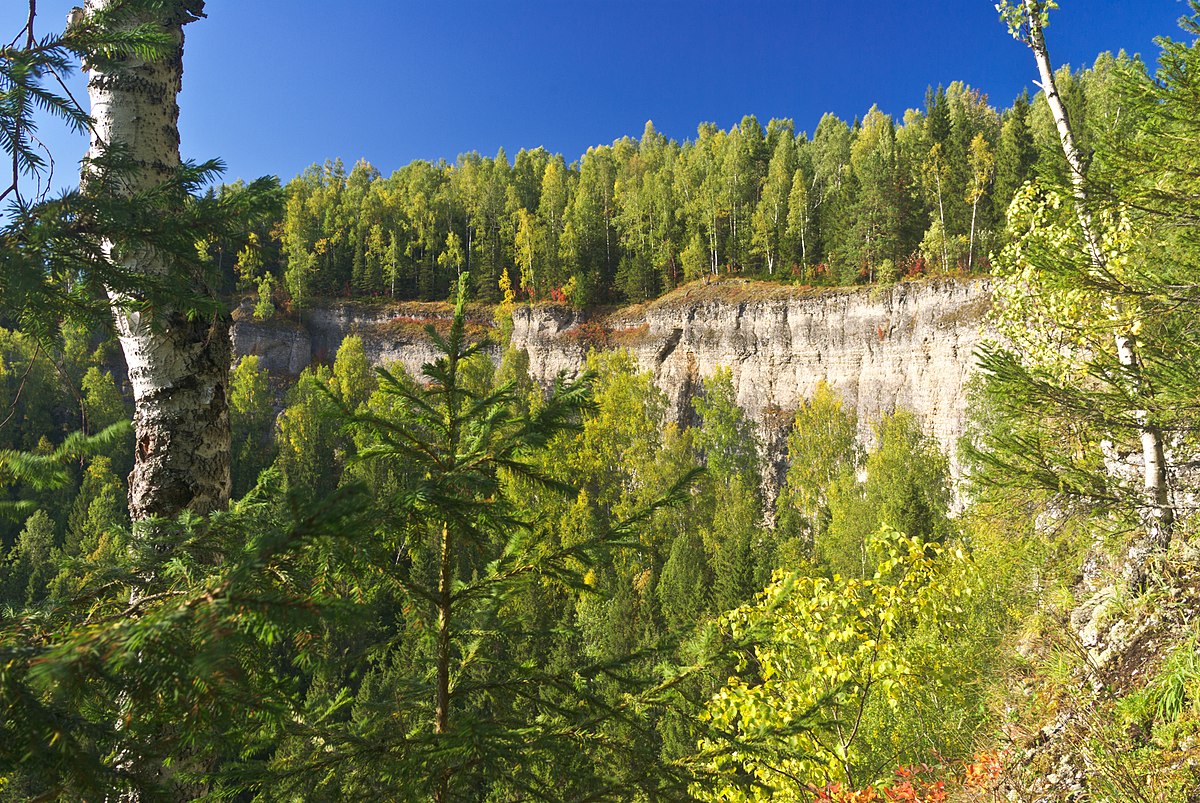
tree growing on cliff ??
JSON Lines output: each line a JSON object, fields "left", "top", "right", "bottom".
{"left": 985, "top": 0, "right": 1200, "bottom": 577}
{"left": 966, "top": 132, "right": 995, "bottom": 270}
{"left": 823, "top": 411, "right": 951, "bottom": 579}
{"left": 229, "top": 355, "right": 275, "bottom": 497}
{"left": 777, "top": 382, "right": 859, "bottom": 553}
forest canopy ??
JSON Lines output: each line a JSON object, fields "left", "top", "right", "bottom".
{"left": 219, "top": 67, "right": 1133, "bottom": 308}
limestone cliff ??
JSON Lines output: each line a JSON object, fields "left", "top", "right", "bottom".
{"left": 231, "top": 300, "right": 483, "bottom": 375}
{"left": 232, "top": 278, "right": 991, "bottom": 462}
{"left": 512, "top": 278, "right": 990, "bottom": 456}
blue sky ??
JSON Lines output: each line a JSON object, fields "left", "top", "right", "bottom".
{"left": 3, "top": 1, "right": 1191, "bottom": 188}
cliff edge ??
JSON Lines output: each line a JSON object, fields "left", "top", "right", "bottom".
{"left": 232, "top": 277, "right": 992, "bottom": 461}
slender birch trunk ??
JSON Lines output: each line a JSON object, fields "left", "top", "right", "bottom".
{"left": 1022, "top": 0, "right": 1172, "bottom": 562}
{"left": 604, "top": 193, "right": 612, "bottom": 275}
{"left": 935, "top": 172, "right": 948, "bottom": 272}
{"left": 800, "top": 210, "right": 807, "bottom": 269}
{"left": 83, "top": 0, "right": 230, "bottom": 524}
{"left": 968, "top": 195, "right": 978, "bottom": 271}
{"left": 709, "top": 210, "right": 718, "bottom": 275}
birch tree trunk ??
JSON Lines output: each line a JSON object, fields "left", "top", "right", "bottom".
{"left": 800, "top": 210, "right": 807, "bottom": 267}
{"left": 935, "top": 172, "right": 948, "bottom": 272}
{"left": 968, "top": 196, "right": 978, "bottom": 271}
{"left": 82, "top": 0, "right": 230, "bottom": 523}
{"left": 1021, "top": 0, "right": 1173, "bottom": 564}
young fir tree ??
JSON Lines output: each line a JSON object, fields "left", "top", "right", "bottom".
{"left": 247, "top": 276, "right": 715, "bottom": 801}
{"left": 691, "top": 369, "right": 767, "bottom": 609}
{"left": 253, "top": 276, "right": 731, "bottom": 801}
{"left": 2, "top": 509, "right": 57, "bottom": 608}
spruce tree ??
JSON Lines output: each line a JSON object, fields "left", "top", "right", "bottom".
{"left": 257, "top": 277, "right": 719, "bottom": 800}
{"left": 993, "top": 90, "right": 1037, "bottom": 210}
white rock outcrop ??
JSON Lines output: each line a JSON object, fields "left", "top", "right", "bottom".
{"left": 511, "top": 278, "right": 990, "bottom": 458}
{"left": 232, "top": 278, "right": 992, "bottom": 463}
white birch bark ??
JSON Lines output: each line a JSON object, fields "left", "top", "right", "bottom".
{"left": 968, "top": 196, "right": 978, "bottom": 271}
{"left": 82, "top": 0, "right": 230, "bottom": 523}
{"left": 1022, "top": 0, "right": 1172, "bottom": 562}
{"left": 935, "top": 170, "right": 948, "bottom": 272}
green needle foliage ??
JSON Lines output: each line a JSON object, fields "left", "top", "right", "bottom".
{"left": 239, "top": 276, "right": 738, "bottom": 800}
{"left": 2, "top": 0, "right": 283, "bottom": 345}
{"left": 0, "top": 421, "right": 129, "bottom": 522}
{"left": 0, "top": 473, "right": 371, "bottom": 800}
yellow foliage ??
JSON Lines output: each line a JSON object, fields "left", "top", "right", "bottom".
{"left": 695, "top": 527, "right": 975, "bottom": 800}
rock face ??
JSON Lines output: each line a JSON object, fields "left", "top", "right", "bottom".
{"left": 231, "top": 316, "right": 312, "bottom": 375}
{"left": 231, "top": 300, "right": 495, "bottom": 377}
{"left": 512, "top": 278, "right": 990, "bottom": 459}
{"left": 232, "top": 278, "right": 991, "bottom": 463}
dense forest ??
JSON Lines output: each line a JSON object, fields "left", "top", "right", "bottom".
{"left": 211, "top": 60, "right": 1131, "bottom": 309}
{"left": 3, "top": 0, "right": 1200, "bottom": 801}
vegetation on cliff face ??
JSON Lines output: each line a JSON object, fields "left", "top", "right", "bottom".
{"left": 2, "top": 1, "right": 1200, "bottom": 800}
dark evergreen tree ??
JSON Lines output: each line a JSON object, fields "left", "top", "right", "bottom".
{"left": 994, "top": 90, "right": 1038, "bottom": 210}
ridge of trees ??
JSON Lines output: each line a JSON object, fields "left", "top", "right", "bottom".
{"left": 211, "top": 60, "right": 1143, "bottom": 311}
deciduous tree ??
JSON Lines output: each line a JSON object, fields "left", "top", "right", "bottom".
{"left": 995, "top": 0, "right": 1178, "bottom": 572}
{"left": 81, "top": 0, "right": 231, "bottom": 523}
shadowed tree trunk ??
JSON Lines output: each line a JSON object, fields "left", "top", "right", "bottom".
{"left": 80, "top": 7, "right": 227, "bottom": 797}
{"left": 81, "top": 0, "right": 230, "bottom": 523}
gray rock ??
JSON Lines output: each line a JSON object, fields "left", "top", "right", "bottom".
{"left": 232, "top": 279, "right": 992, "bottom": 472}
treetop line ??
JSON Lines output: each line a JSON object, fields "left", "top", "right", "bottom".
{"left": 228, "top": 73, "right": 1081, "bottom": 311}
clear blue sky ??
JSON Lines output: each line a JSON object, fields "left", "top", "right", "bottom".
{"left": 3, "top": 1, "right": 1191, "bottom": 187}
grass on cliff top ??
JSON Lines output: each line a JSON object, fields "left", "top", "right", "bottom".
{"left": 320, "top": 298, "right": 497, "bottom": 322}
{"left": 643, "top": 274, "right": 987, "bottom": 311}
{"left": 234, "top": 295, "right": 497, "bottom": 328}
{"left": 237, "top": 274, "right": 988, "bottom": 332}
{"left": 376, "top": 313, "right": 493, "bottom": 341}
